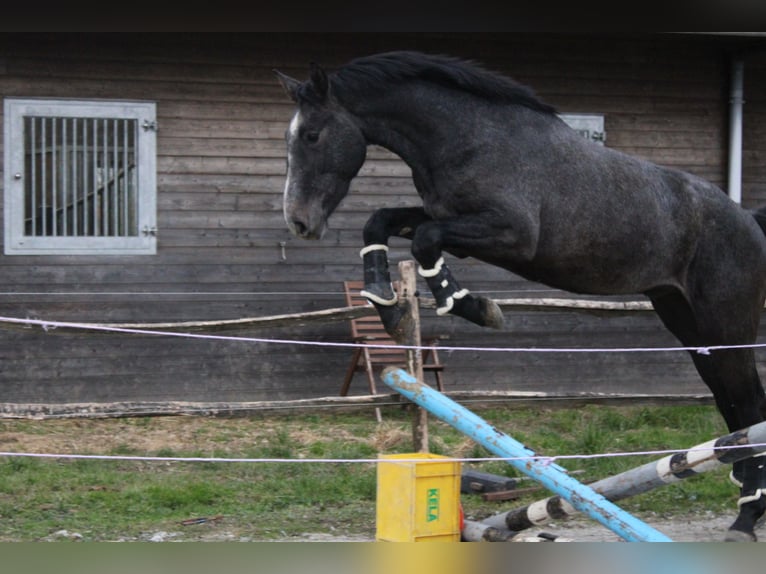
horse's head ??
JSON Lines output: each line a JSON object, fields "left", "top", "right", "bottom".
{"left": 275, "top": 63, "right": 367, "bottom": 240}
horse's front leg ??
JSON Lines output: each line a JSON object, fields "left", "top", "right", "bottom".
{"left": 361, "top": 208, "right": 508, "bottom": 333}
{"left": 361, "top": 207, "right": 430, "bottom": 303}
{"left": 410, "top": 217, "right": 505, "bottom": 330}
{"left": 360, "top": 207, "right": 432, "bottom": 338}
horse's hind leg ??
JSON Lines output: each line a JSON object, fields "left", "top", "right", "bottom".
{"left": 706, "top": 349, "right": 766, "bottom": 542}
{"left": 650, "top": 290, "right": 766, "bottom": 541}
{"left": 714, "top": 347, "right": 766, "bottom": 541}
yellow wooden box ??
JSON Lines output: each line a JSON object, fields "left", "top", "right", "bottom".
{"left": 376, "top": 453, "right": 462, "bottom": 542}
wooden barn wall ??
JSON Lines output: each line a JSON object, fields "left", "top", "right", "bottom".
{"left": 743, "top": 46, "right": 766, "bottom": 209}
{"left": 0, "top": 32, "right": 765, "bottom": 406}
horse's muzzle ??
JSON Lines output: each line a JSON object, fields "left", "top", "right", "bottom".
{"left": 287, "top": 217, "right": 325, "bottom": 240}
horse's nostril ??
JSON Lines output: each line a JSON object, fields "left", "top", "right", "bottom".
{"left": 292, "top": 220, "right": 308, "bottom": 237}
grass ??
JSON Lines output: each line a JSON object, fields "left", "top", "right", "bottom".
{"left": 0, "top": 404, "right": 739, "bottom": 541}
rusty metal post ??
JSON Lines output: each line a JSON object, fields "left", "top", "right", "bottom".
{"left": 397, "top": 260, "right": 429, "bottom": 453}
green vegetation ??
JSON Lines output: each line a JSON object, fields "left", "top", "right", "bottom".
{"left": 0, "top": 404, "right": 738, "bottom": 541}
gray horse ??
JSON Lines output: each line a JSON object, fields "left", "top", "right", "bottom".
{"left": 276, "top": 51, "right": 766, "bottom": 541}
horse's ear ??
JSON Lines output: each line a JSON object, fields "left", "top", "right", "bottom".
{"left": 309, "top": 62, "right": 330, "bottom": 102}
{"left": 274, "top": 69, "right": 301, "bottom": 103}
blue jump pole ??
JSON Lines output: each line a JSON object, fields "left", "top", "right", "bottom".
{"left": 381, "top": 367, "right": 672, "bottom": 542}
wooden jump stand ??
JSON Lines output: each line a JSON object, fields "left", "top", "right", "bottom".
{"left": 397, "top": 260, "right": 430, "bottom": 452}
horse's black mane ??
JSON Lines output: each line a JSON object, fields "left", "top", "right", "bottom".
{"left": 330, "top": 51, "right": 557, "bottom": 114}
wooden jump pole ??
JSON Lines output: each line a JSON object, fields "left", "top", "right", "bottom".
{"left": 476, "top": 419, "right": 766, "bottom": 538}
{"left": 381, "top": 366, "right": 672, "bottom": 542}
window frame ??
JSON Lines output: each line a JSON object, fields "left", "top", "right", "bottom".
{"left": 3, "top": 97, "right": 157, "bottom": 255}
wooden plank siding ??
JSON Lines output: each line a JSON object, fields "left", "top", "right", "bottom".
{"left": 742, "top": 50, "right": 766, "bottom": 208}
{"left": 0, "top": 32, "right": 765, "bottom": 406}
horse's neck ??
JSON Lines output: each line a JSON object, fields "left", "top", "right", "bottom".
{"left": 346, "top": 86, "right": 464, "bottom": 170}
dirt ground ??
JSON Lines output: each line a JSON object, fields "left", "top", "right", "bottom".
{"left": 496, "top": 513, "right": 755, "bottom": 543}
{"left": 138, "top": 513, "right": 754, "bottom": 543}
{"left": 107, "top": 513, "right": 748, "bottom": 543}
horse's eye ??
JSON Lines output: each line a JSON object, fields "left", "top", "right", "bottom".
{"left": 305, "top": 131, "right": 320, "bottom": 144}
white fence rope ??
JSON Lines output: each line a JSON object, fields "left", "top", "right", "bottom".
{"left": 0, "top": 313, "right": 763, "bottom": 467}
{"left": 2, "top": 315, "right": 766, "bottom": 355}
{"left": 0, "top": 288, "right": 557, "bottom": 296}
{"left": 2, "top": 441, "right": 765, "bottom": 466}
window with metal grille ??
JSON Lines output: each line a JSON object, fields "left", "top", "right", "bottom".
{"left": 3, "top": 98, "right": 157, "bottom": 255}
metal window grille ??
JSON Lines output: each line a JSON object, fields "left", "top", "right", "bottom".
{"left": 24, "top": 116, "right": 138, "bottom": 238}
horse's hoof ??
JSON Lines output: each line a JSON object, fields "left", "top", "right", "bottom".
{"left": 477, "top": 296, "right": 505, "bottom": 330}
{"left": 376, "top": 301, "right": 415, "bottom": 344}
{"left": 723, "top": 529, "right": 757, "bottom": 542}
{"left": 452, "top": 295, "right": 505, "bottom": 330}
{"left": 360, "top": 282, "right": 397, "bottom": 306}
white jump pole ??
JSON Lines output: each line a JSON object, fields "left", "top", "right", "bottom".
{"left": 480, "top": 419, "right": 766, "bottom": 536}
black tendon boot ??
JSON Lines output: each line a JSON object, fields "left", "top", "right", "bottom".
{"left": 359, "top": 244, "right": 411, "bottom": 341}
{"left": 726, "top": 454, "right": 766, "bottom": 541}
{"left": 418, "top": 257, "right": 504, "bottom": 329}
{"left": 359, "top": 244, "right": 397, "bottom": 306}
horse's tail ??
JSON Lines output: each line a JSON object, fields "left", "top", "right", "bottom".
{"left": 752, "top": 205, "right": 766, "bottom": 237}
